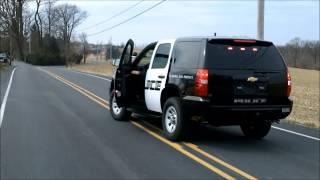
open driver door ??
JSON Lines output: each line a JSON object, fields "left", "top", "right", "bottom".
{"left": 114, "top": 39, "right": 134, "bottom": 107}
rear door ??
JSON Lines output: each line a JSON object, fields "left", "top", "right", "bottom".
{"left": 114, "top": 39, "right": 134, "bottom": 106}
{"left": 205, "top": 39, "right": 287, "bottom": 106}
{"left": 145, "top": 40, "right": 175, "bottom": 112}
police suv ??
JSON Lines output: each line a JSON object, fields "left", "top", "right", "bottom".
{"left": 109, "top": 37, "right": 293, "bottom": 141}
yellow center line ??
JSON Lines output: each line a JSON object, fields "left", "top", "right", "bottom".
{"left": 131, "top": 121, "right": 235, "bottom": 180}
{"left": 39, "top": 68, "right": 109, "bottom": 105}
{"left": 40, "top": 68, "right": 109, "bottom": 109}
{"left": 137, "top": 120, "right": 257, "bottom": 180}
{"left": 40, "top": 68, "right": 257, "bottom": 180}
{"left": 183, "top": 143, "right": 257, "bottom": 180}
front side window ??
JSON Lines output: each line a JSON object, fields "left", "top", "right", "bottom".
{"left": 151, "top": 43, "right": 171, "bottom": 69}
{"left": 138, "top": 49, "right": 154, "bottom": 67}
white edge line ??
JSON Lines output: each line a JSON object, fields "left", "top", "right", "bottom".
{"left": 0, "top": 67, "right": 16, "bottom": 127}
{"left": 272, "top": 126, "right": 320, "bottom": 141}
{"left": 70, "top": 70, "right": 111, "bottom": 81}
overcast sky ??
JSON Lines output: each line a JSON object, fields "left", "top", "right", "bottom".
{"left": 55, "top": 0, "right": 319, "bottom": 46}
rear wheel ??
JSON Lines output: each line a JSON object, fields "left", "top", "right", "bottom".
{"left": 110, "top": 91, "right": 131, "bottom": 121}
{"left": 240, "top": 120, "right": 271, "bottom": 139}
{"left": 162, "top": 97, "right": 189, "bottom": 141}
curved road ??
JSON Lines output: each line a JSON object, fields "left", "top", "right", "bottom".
{"left": 0, "top": 62, "right": 319, "bottom": 179}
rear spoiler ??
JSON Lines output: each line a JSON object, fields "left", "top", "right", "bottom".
{"left": 208, "top": 39, "right": 273, "bottom": 46}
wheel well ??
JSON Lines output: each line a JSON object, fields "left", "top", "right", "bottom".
{"left": 161, "top": 87, "right": 180, "bottom": 109}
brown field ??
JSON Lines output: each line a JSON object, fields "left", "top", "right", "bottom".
{"left": 286, "top": 67, "right": 319, "bottom": 128}
{"left": 71, "top": 62, "right": 114, "bottom": 77}
{"left": 71, "top": 63, "right": 320, "bottom": 128}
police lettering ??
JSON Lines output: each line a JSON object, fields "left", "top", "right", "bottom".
{"left": 145, "top": 80, "right": 161, "bottom": 91}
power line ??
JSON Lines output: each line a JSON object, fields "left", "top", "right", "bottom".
{"left": 86, "top": 0, "right": 166, "bottom": 37}
{"left": 79, "top": 0, "right": 145, "bottom": 31}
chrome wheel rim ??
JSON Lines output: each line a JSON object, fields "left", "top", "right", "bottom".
{"left": 112, "top": 95, "right": 122, "bottom": 115}
{"left": 165, "top": 106, "right": 178, "bottom": 133}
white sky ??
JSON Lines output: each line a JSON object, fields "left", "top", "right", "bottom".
{"left": 54, "top": 0, "right": 319, "bottom": 45}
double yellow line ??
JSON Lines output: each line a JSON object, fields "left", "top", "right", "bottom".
{"left": 40, "top": 68, "right": 257, "bottom": 180}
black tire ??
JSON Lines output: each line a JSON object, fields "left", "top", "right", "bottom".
{"left": 162, "top": 97, "right": 189, "bottom": 141}
{"left": 109, "top": 91, "right": 131, "bottom": 121}
{"left": 240, "top": 120, "right": 271, "bottom": 139}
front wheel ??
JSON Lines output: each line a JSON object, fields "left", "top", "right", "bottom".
{"left": 162, "top": 97, "right": 189, "bottom": 141}
{"left": 109, "top": 91, "right": 131, "bottom": 121}
{"left": 240, "top": 120, "right": 272, "bottom": 139}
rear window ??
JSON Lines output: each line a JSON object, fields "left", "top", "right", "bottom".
{"left": 173, "top": 41, "right": 202, "bottom": 69}
{"left": 205, "top": 40, "right": 285, "bottom": 70}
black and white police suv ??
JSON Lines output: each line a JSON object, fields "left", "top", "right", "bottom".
{"left": 109, "top": 37, "right": 293, "bottom": 141}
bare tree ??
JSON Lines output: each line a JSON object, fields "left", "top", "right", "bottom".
{"left": 34, "top": 0, "right": 42, "bottom": 46}
{"left": 305, "top": 41, "right": 320, "bottom": 69}
{"left": 0, "top": 0, "right": 26, "bottom": 59}
{"left": 55, "top": 4, "right": 87, "bottom": 66}
{"left": 43, "top": 0, "right": 57, "bottom": 37}
{"left": 79, "top": 32, "right": 88, "bottom": 64}
{"left": 288, "top": 37, "right": 301, "bottom": 68}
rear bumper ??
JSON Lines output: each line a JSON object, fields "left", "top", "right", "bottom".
{"left": 182, "top": 96, "right": 293, "bottom": 124}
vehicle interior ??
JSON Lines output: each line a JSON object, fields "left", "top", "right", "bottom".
{"left": 128, "top": 42, "right": 157, "bottom": 103}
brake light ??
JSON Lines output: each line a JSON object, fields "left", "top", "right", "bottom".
{"left": 287, "top": 71, "right": 292, "bottom": 97}
{"left": 234, "top": 39, "right": 256, "bottom": 43}
{"left": 195, "top": 69, "right": 208, "bottom": 96}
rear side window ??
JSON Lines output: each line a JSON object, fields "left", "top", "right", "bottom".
{"left": 205, "top": 40, "right": 285, "bottom": 70}
{"left": 151, "top": 43, "right": 171, "bottom": 69}
{"left": 174, "top": 41, "right": 201, "bottom": 69}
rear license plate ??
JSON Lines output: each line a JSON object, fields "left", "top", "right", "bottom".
{"left": 234, "top": 98, "right": 267, "bottom": 104}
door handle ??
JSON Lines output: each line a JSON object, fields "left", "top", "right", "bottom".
{"left": 158, "top": 75, "right": 165, "bottom": 79}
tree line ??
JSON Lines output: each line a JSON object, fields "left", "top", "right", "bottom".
{"left": 278, "top": 38, "right": 319, "bottom": 70}
{"left": 1, "top": 1, "right": 319, "bottom": 69}
{"left": 0, "top": 0, "right": 87, "bottom": 65}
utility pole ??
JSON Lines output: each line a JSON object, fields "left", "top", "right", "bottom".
{"left": 96, "top": 41, "right": 99, "bottom": 62}
{"left": 110, "top": 37, "right": 112, "bottom": 60}
{"left": 257, "top": 0, "right": 265, "bottom": 40}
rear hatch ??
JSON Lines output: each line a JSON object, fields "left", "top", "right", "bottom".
{"left": 205, "top": 39, "right": 288, "bottom": 106}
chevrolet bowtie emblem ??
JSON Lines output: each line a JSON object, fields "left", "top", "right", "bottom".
{"left": 247, "top": 76, "right": 258, "bottom": 82}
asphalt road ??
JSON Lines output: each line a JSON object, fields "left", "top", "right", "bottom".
{"left": 0, "top": 62, "right": 319, "bottom": 179}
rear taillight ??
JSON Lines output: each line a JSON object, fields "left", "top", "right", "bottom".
{"left": 195, "top": 69, "right": 208, "bottom": 97}
{"left": 287, "top": 71, "right": 292, "bottom": 97}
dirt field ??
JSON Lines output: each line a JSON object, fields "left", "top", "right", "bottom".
{"left": 71, "top": 63, "right": 320, "bottom": 128}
